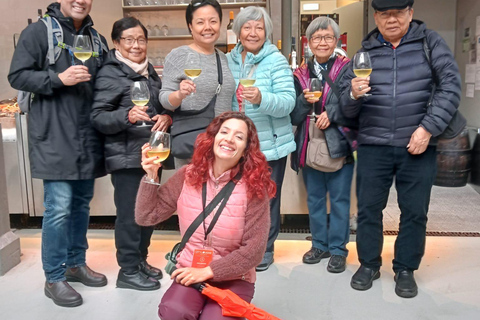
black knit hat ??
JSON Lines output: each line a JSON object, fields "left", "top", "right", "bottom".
{"left": 372, "top": 0, "right": 414, "bottom": 11}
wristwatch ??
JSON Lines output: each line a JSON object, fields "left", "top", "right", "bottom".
{"left": 350, "top": 91, "right": 358, "bottom": 100}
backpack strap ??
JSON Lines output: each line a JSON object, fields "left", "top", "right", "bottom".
{"left": 89, "top": 28, "right": 108, "bottom": 58}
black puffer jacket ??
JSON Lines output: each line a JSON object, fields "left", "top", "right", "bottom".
{"left": 340, "top": 20, "right": 461, "bottom": 147}
{"left": 8, "top": 3, "right": 107, "bottom": 180}
{"left": 91, "top": 50, "right": 168, "bottom": 173}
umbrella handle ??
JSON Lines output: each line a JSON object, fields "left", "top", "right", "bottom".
{"left": 169, "top": 266, "right": 206, "bottom": 292}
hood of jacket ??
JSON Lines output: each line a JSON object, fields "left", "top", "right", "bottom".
{"left": 229, "top": 39, "right": 280, "bottom": 65}
{"left": 46, "top": 2, "right": 94, "bottom": 34}
{"left": 362, "top": 19, "right": 426, "bottom": 50}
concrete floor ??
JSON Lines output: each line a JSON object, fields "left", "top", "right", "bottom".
{"left": 0, "top": 230, "right": 479, "bottom": 320}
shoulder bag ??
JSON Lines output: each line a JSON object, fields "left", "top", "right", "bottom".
{"left": 306, "top": 120, "right": 346, "bottom": 172}
{"left": 170, "top": 50, "right": 223, "bottom": 159}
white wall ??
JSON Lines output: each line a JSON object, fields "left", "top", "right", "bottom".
{"left": 334, "top": 1, "right": 365, "bottom": 57}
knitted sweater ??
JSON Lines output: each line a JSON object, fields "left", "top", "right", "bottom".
{"left": 135, "top": 166, "right": 270, "bottom": 282}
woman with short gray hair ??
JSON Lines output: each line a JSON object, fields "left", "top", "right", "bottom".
{"left": 226, "top": 6, "right": 296, "bottom": 272}
{"left": 291, "top": 16, "right": 356, "bottom": 274}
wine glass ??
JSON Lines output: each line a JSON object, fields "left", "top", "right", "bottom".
{"left": 130, "top": 81, "right": 152, "bottom": 127}
{"left": 309, "top": 78, "right": 323, "bottom": 119}
{"left": 353, "top": 52, "right": 372, "bottom": 97}
{"left": 184, "top": 52, "right": 202, "bottom": 96}
{"left": 73, "top": 35, "right": 92, "bottom": 65}
{"left": 144, "top": 131, "right": 170, "bottom": 185}
{"left": 239, "top": 63, "right": 256, "bottom": 112}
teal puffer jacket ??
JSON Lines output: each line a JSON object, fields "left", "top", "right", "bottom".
{"left": 227, "top": 40, "right": 296, "bottom": 161}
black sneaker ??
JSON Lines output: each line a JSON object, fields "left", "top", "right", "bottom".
{"left": 139, "top": 260, "right": 163, "bottom": 280}
{"left": 116, "top": 270, "right": 160, "bottom": 291}
{"left": 394, "top": 270, "right": 418, "bottom": 298}
{"left": 327, "top": 255, "right": 346, "bottom": 273}
{"left": 351, "top": 265, "right": 380, "bottom": 290}
{"left": 302, "top": 247, "right": 331, "bottom": 264}
{"left": 256, "top": 252, "right": 274, "bottom": 272}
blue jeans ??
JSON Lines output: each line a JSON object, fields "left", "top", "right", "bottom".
{"left": 355, "top": 145, "right": 436, "bottom": 272}
{"left": 302, "top": 163, "right": 354, "bottom": 256}
{"left": 42, "top": 179, "right": 95, "bottom": 283}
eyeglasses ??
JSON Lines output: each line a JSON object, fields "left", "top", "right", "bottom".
{"left": 376, "top": 7, "right": 411, "bottom": 19}
{"left": 310, "top": 35, "right": 336, "bottom": 44}
{"left": 120, "top": 37, "right": 147, "bottom": 46}
{"left": 191, "top": 0, "right": 217, "bottom": 7}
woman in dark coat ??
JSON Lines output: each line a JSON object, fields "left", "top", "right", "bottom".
{"left": 91, "top": 17, "right": 171, "bottom": 291}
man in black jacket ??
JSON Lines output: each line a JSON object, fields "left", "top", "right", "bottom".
{"left": 340, "top": 0, "right": 461, "bottom": 298}
{"left": 8, "top": 0, "right": 108, "bottom": 307}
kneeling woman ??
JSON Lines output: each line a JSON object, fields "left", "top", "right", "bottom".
{"left": 135, "top": 112, "right": 276, "bottom": 319}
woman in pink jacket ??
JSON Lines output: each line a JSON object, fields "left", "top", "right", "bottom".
{"left": 135, "top": 111, "right": 276, "bottom": 320}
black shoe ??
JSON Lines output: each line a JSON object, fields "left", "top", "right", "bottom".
{"left": 65, "top": 265, "right": 107, "bottom": 287}
{"left": 394, "top": 270, "right": 418, "bottom": 298}
{"left": 256, "top": 252, "right": 274, "bottom": 272}
{"left": 116, "top": 270, "right": 160, "bottom": 291}
{"left": 351, "top": 265, "right": 380, "bottom": 291}
{"left": 327, "top": 255, "right": 346, "bottom": 273}
{"left": 140, "top": 260, "right": 163, "bottom": 280}
{"left": 44, "top": 281, "right": 82, "bottom": 307}
{"left": 302, "top": 247, "right": 331, "bottom": 264}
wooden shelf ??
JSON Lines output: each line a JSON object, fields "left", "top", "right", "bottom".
{"left": 148, "top": 35, "right": 192, "bottom": 40}
{"left": 122, "top": 2, "right": 266, "bottom": 11}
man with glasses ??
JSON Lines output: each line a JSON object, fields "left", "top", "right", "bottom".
{"left": 340, "top": 0, "right": 461, "bottom": 298}
{"left": 8, "top": 0, "right": 108, "bottom": 307}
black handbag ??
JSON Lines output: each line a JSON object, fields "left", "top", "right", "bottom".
{"left": 164, "top": 171, "right": 241, "bottom": 275}
{"left": 423, "top": 37, "right": 466, "bottom": 140}
{"left": 170, "top": 50, "right": 223, "bottom": 159}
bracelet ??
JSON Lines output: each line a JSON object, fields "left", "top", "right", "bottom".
{"left": 350, "top": 91, "right": 358, "bottom": 101}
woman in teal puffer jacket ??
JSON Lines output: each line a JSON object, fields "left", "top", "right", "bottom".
{"left": 226, "top": 6, "right": 296, "bottom": 272}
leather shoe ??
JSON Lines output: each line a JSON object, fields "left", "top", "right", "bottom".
{"left": 65, "top": 265, "right": 107, "bottom": 287}
{"left": 302, "top": 247, "right": 331, "bottom": 264}
{"left": 116, "top": 270, "right": 160, "bottom": 291}
{"left": 327, "top": 255, "right": 346, "bottom": 273}
{"left": 394, "top": 270, "right": 418, "bottom": 298}
{"left": 44, "top": 281, "right": 82, "bottom": 307}
{"left": 351, "top": 265, "right": 380, "bottom": 290}
{"left": 140, "top": 260, "right": 163, "bottom": 280}
{"left": 256, "top": 252, "right": 274, "bottom": 272}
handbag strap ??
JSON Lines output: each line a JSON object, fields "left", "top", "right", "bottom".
{"left": 319, "top": 68, "right": 340, "bottom": 100}
{"left": 176, "top": 171, "right": 241, "bottom": 254}
{"left": 423, "top": 36, "right": 436, "bottom": 108}
{"left": 214, "top": 49, "right": 223, "bottom": 94}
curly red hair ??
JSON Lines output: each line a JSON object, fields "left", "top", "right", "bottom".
{"left": 186, "top": 112, "right": 276, "bottom": 200}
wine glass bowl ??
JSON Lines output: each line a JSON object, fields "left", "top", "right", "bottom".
{"left": 130, "top": 81, "right": 152, "bottom": 127}
{"left": 353, "top": 52, "right": 372, "bottom": 97}
{"left": 239, "top": 63, "right": 256, "bottom": 112}
{"left": 144, "top": 131, "right": 170, "bottom": 185}
{"left": 184, "top": 52, "right": 201, "bottom": 96}
{"left": 73, "top": 35, "right": 93, "bottom": 65}
{"left": 309, "top": 78, "right": 323, "bottom": 119}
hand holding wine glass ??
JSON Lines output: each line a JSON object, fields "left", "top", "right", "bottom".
{"left": 239, "top": 63, "right": 256, "bottom": 112}
{"left": 308, "top": 78, "right": 323, "bottom": 119}
{"left": 73, "top": 35, "right": 93, "bottom": 65}
{"left": 184, "top": 52, "right": 201, "bottom": 96}
{"left": 352, "top": 52, "right": 372, "bottom": 97}
{"left": 130, "top": 81, "right": 152, "bottom": 127}
{"left": 142, "top": 131, "right": 170, "bottom": 185}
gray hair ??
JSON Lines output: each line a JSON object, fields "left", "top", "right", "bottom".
{"left": 305, "top": 16, "right": 340, "bottom": 40}
{"left": 232, "top": 6, "right": 273, "bottom": 39}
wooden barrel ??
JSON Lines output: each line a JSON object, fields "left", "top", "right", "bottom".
{"left": 471, "top": 132, "right": 480, "bottom": 186}
{"left": 434, "top": 129, "right": 472, "bottom": 187}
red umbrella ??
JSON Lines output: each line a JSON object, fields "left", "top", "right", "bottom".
{"left": 193, "top": 283, "right": 282, "bottom": 320}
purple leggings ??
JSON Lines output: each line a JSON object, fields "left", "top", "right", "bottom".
{"left": 158, "top": 280, "right": 255, "bottom": 320}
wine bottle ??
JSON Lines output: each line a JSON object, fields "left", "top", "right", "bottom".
{"left": 27, "top": 18, "right": 32, "bottom": 25}
{"left": 277, "top": 40, "right": 282, "bottom": 50}
{"left": 37, "top": 9, "right": 42, "bottom": 21}
{"left": 289, "top": 37, "right": 297, "bottom": 71}
{"left": 227, "top": 11, "right": 236, "bottom": 52}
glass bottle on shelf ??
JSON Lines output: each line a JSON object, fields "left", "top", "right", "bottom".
{"left": 226, "top": 11, "right": 236, "bottom": 52}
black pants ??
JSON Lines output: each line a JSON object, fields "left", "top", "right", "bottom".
{"left": 111, "top": 168, "right": 154, "bottom": 273}
{"left": 356, "top": 145, "right": 437, "bottom": 272}
{"left": 266, "top": 156, "right": 288, "bottom": 253}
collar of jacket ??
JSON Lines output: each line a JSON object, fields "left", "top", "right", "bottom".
{"left": 230, "top": 39, "right": 280, "bottom": 65}
{"left": 46, "top": 2, "right": 94, "bottom": 34}
{"left": 362, "top": 19, "right": 426, "bottom": 50}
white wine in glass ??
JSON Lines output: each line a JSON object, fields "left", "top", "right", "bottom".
{"left": 353, "top": 52, "right": 372, "bottom": 96}
{"left": 184, "top": 52, "right": 201, "bottom": 96}
{"left": 240, "top": 63, "right": 256, "bottom": 112}
{"left": 145, "top": 131, "right": 170, "bottom": 185}
{"left": 73, "top": 35, "right": 93, "bottom": 64}
{"left": 130, "top": 81, "right": 151, "bottom": 127}
{"left": 309, "top": 78, "right": 323, "bottom": 119}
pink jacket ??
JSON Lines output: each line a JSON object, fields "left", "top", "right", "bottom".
{"left": 135, "top": 165, "right": 270, "bottom": 283}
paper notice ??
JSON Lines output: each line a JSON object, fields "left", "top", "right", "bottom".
{"left": 466, "top": 84, "right": 475, "bottom": 98}
{"left": 466, "top": 64, "right": 476, "bottom": 83}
